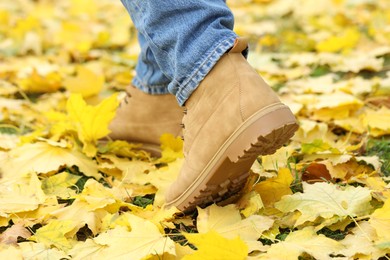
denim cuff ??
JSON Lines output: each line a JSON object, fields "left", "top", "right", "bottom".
{"left": 132, "top": 76, "right": 171, "bottom": 95}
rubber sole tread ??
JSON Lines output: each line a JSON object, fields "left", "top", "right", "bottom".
{"left": 180, "top": 121, "right": 299, "bottom": 213}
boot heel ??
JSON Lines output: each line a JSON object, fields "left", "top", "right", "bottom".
{"left": 226, "top": 104, "right": 298, "bottom": 163}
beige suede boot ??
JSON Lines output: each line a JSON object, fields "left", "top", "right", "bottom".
{"left": 165, "top": 38, "right": 299, "bottom": 212}
{"left": 109, "top": 86, "right": 183, "bottom": 152}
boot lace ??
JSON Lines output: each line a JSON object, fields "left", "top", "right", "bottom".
{"left": 181, "top": 107, "right": 187, "bottom": 141}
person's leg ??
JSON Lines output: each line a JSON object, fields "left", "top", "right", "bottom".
{"left": 120, "top": 0, "right": 238, "bottom": 105}
{"left": 132, "top": 32, "right": 171, "bottom": 95}
{"left": 119, "top": 0, "right": 298, "bottom": 211}
{"left": 109, "top": 32, "right": 183, "bottom": 147}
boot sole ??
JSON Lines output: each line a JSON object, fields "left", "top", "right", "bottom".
{"left": 166, "top": 103, "right": 299, "bottom": 212}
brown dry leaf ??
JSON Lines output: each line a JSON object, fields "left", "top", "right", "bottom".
{"left": 323, "top": 159, "right": 376, "bottom": 180}
{"left": 0, "top": 223, "right": 31, "bottom": 245}
{"left": 301, "top": 162, "right": 332, "bottom": 183}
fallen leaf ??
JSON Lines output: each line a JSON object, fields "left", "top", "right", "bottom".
{"left": 254, "top": 168, "right": 294, "bottom": 207}
{"left": 363, "top": 107, "right": 390, "bottom": 137}
{"left": 75, "top": 214, "right": 176, "bottom": 260}
{"left": 0, "top": 245, "right": 23, "bottom": 259}
{"left": 158, "top": 133, "right": 184, "bottom": 163}
{"left": 29, "top": 220, "right": 76, "bottom": 251}
{"left": 259, "top": 227, "right": 344, "bottom": 259}
{"left": 0, "top": 141, "right": 100, "bottom": 179}
{"left": 196, "top": 204, "right": 273, "bottom": 252}
{"left": 51, "top": 199, "right": 107, "bottom": 236}
{"left": 63, "top": 66, "right": 104, "bottom": 98}
{"left": 316, "top": 28, "right": 360, "bottom": 53}
{"left": 183, "top": 230, "right": 248, "bottom": 260}
{"left": 0, "top": 172, "right": 46, "bottom": 215}
{"left": 66, "top": 93, "right": 119, "bottom": 156}
{"left": 339, "top": 221, "right": 389, "bottom": 259}
{"left": 0, "top": 223, "right": 31, "bottom": 245}
{"left": 275, "top": 182, "right": 372, "bottom": 226}
{"left": 41, "top": 171, "right": 81, "bottom": 198}
{"left": 370, "top": 198, "right": 390, "bottom": 248}
{"left": 19, "top": 241, "right": 70, "bottom": 259}
{"left": 301, "top": 162, "right": 332, "bottom": 183}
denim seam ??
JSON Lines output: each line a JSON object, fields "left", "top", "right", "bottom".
{"left": 132, "top": 76, "right": 170, "bottom": 95}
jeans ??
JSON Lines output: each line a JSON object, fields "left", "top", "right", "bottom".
{"left": 120, "top": 0, "right": 238, "bottom": 106}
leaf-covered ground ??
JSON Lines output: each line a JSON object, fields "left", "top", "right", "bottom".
{"left": 1, "top": 0, "right": 390, "bottom": 259}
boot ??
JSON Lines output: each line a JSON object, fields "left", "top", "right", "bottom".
{"left": 109, "top": 86, "right": 183, "bottom": 153}
{"left": 165, "top": 38, "right": 299, "bottom": 211}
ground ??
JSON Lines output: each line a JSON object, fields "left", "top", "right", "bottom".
{"left": 0, "top": 0, "right": 390, "bottom": 259}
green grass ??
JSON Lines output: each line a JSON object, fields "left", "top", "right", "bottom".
{"left": 366, "top": 138, "right": 390, "bottom": 177}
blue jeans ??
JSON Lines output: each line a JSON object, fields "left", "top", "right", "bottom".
{"left": 120, "top": 0, "right": 238, "bottom": 106}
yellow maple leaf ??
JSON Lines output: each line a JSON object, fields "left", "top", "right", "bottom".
{"left": 316, "top": 28, "right": 360, "bottom": 53}
{"left": 108, "top": 15, "right": 131, "bottom": 46}
{"left": 239, "top": 191, "right": 264, "bottom": 218}
{"left": 254, "top": 168, "right": 294, "bottom": 207}
{"left": 11, "top": 197, "right": 62, "bottom": 227}
{"left": 29, "top": 220, "right": 76, "bottom": 251}
{"left": 196, "top": 204, "right": 273, "bottom": 253}
{"left": 0, "top": 245, "right": 23, "bottom": 259}
{"left": 98, "top": 140, "right": 149, "bottom": 160}
{"left": 260, "top": 227, "right": 344, "bottom": 259}
{"left": 50, "top": 199, "right": 107, "bottom": 236}
{"left": 70, "top": 214, "right": 176, "bottom": 260}
{"left": 41, "top": 171, "right": 81, "bottom": 198}
{"left": 0, "top": 172, "right": 46, "bottom": 215}
{"left": 0, "top": 141, "right": 100, "bottom": 179}
{"left": 63, "top": 66, "right": 104, "bottom": 98}
{"left": 275, "top": 182, "right": 372, "bottom": 226}
{"left": 370, "top": 198, "right": 390, "bottom": 248}
{"left": 125, "top": 158, "right": 182, "bottom": 207}
{"left": 183, "top": 230, "right": 248, "bottom": 260}
{"left": 19, "top": 242, "right": 70, "bottom": 260}
{"left": 363, "top": 107, "right": 390, "bottom": 137}
{"left": 66, "top": 93, "right": 119, "bottom": 157}
{"left": 261, "top": 146, "right": 296, "bottom": 171}
{"left": 301, "top": 139, "right": 341, "bottom": 154}
{"left": 18, "top": 69, "right": 62, "bottom": 93}
{"left": 69, "top": 0, "right": 97, "bottom": 16}
{"left": 309, "top": 92, "right": 364, "bottom": 121}
{"left": 339, "top": 221, "right": 389, "bottom": 259}
{"left": 292, "top": 119, "right": 329, "bottom": 144}
{"left": 159, "top": 133, "right": 184, "bottom": 163}
{"left": 100, "top": 213, "right": 131, "bottom": 232}
{"left": 55, "top": 21, "right": 93, "bottom": 53}
{"left": 76, "top": 179, "right": 117, "bottom": 211}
